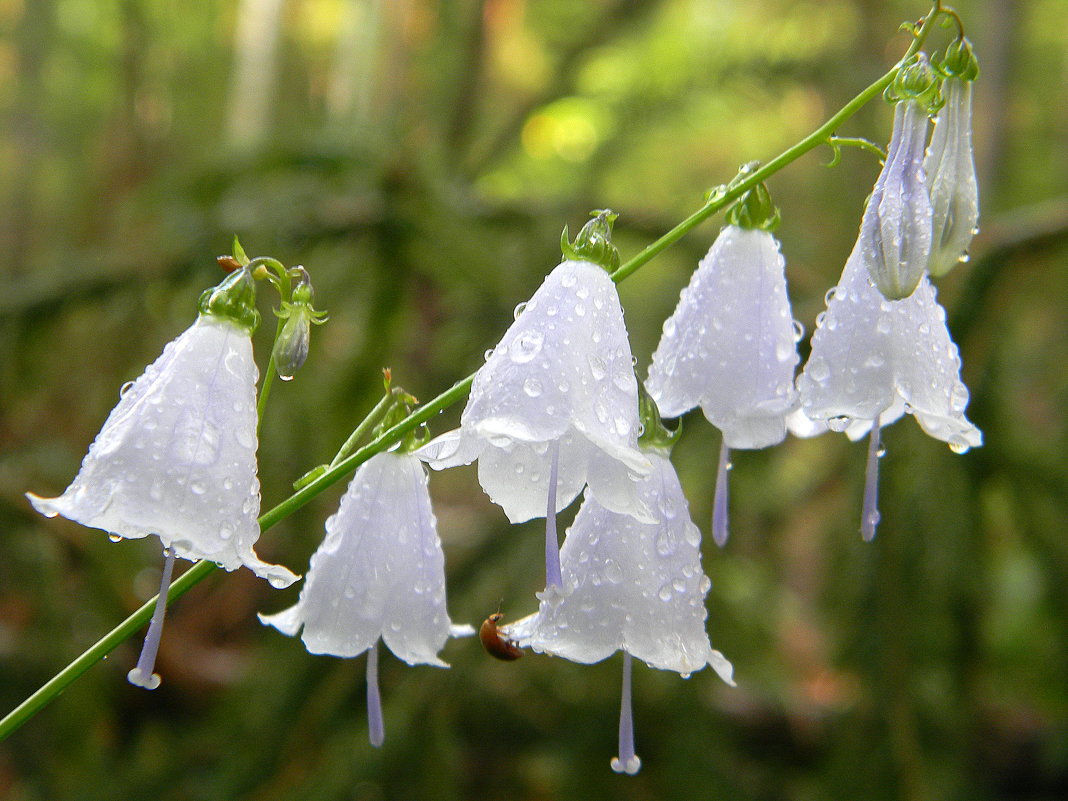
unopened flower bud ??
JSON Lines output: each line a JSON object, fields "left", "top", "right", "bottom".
{"left": 925, "top": 46, "right": 979, "bottom": 276}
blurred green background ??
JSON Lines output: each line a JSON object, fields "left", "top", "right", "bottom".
{"left": 2, "top": 0, "right": 1067, "bottom": 799}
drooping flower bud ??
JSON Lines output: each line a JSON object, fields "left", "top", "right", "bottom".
{"left": 271, "top": 267, "right": 327, "bottom": 381}
{"left": 859, "top": 55, "right": 939, "bottom": 300}
{"left": 926, "top": 38, "right": 980, "bottom": 277}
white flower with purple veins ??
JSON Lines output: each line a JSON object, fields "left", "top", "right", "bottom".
{"left": 260, "top": 450, "right": 467, "bottom": 747}
{"left": 925, "top": 39, "right": 980, "bottom": 277}
{"left": 421, "top": 213, "right": 650, "bottom": 590}
{"left": 797, "top": 237, "right": 982, "bottom": 540}
{"left": 505, "top": 447, "right": 734, "bottom": 775}
{"left": 646, "top": 215, "right": 806, "bottom": 545}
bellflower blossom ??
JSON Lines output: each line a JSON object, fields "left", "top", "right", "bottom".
{"left": 796, "top": 233, "right": 982, "bottom": 540}
{"left": 859, "top": 54, "right": 940, "bottom": 301}
{"left": 260, "top": 449, "right": 470, "bottom": 747}
{"left": 27, "top": 266, "right": 298, "bottom": 689}
{"left": 925, "top": 38, "right": 980, "bottom": 277}
{"left": 646, "top": 185, "right": 809, "bottom": 545}
{"left": 505, "top": 415, "right": 734, "bottom": 775}
{"left": 420, "top": 212, "right": 650, "bottom": 592}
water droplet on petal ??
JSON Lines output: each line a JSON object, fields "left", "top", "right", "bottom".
{"left": 509, "top": 331, "right": 544, "bottom": 364}
{"left": 827, "top": 415, "right": 851, "bottom": 432}
{"left": 119, "top": 381, "right": 135, "bottom": 398}
{"left": 824, "top": 288, "right": 837, "bottom": 305}
{"left": 948, "top": 435, "right": 970, "bottom": 454}
{"left": 108, "top": 533, "right": 123, "bottom": 543}
{"left": 484, "top": 348, "right": 495, "bottom": 361}
{"left": 657, "top": 584, "right": 673, "bottom": 602}
{"left": 792, "top": 319, "right": 805, "bottom": 342}
{"left": 523, "top": 377, "right": 543, "bottom": 398}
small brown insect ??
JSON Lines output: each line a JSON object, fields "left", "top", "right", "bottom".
{"left": 479, "top": 613, "right": 523, "bottom": 661}
{"left": 216, "top": 255, "right": 243, "bottom": 273}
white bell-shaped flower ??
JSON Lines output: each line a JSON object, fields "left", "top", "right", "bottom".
{"left": 506, "top": 449, "right": 733, "bottom": 677}
{"left": 420, "top": 258, "right": 649, "bottom": 525}
{"left": 925, "top": 76, "right": 979, "bottom": 277}
{"left": 797, "top": 237, "right": 982, "bottom": 538}
{"left": 260, "top": 451, "right": 455, "bottom": 663}
{"left": 504, "top": 447, "right": 733, "bottom": 774}
{"left": 260, "top": 450, "right": 467, "bottom": 745}
{"left": 27, "top": 313, "right": 296, "bottom": 588}
{"left": 646, "top": 224, "right": 801, "bottom": 450}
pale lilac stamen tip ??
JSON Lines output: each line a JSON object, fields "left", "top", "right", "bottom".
{"left": 127, "top": 547, "right": 176, "bottom": 691}
{"left": 861, "top": 416, "right": 883, "bottom": 542}
{"left": 544, "top": 439, "right": 563, "bottom": 590}
{"left": 712, "top": 441, "right": 730, "bottom": 547}
{"left": 367, "top": 641, "right": 385, "bottom": 748}
{"left": 610, "top": 651, "right": 642, "bottom": 776}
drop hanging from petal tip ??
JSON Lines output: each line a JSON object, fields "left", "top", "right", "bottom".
{"left": 127, "top": 547, "right": 177, "bottom": 690}
{"left": 712, "top": 440, "right": 731, "bottom": 547}
{"left": 367, "top": 641, "right": 385, "bottom": 748}
{"left": 861, "top": 415, "right": 883, "bottom": 541}
{"left": 544, "top": 439, "right": 564, "bottom": 590}
{"left": 610, "top": 651, "right": 641, "bottom": 776}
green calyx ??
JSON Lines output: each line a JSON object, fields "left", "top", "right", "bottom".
{"left": 198, "top": 266, "right": 260, "bottom": 332}
{"left": 561, "top": 209, "right": 621, "bottom": 272}
{"left": 726, "top": 181, "right": 781, "bottom": 231}
{"left": 886, "top": 53, "right": 941, "bottom": 114}
{"left": 374, "top": 387, "right": 425, "bottom": 453}
{"left": 938, "top": 37, "right": 979, "bottom": 81}
{"left": 638, "top": 388, "right": 681, "bottom": 452}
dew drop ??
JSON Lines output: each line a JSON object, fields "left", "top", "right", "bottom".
{"left": 957, "top": 251, "right": 970, "bottom": 263}
{"left": 484, "top": 348, "right": 495, "bottom": 361}
{"left": 279, "top": 373, "right": 295, "bottom": 382}
{"left": 587, "top": 354, "right": 607, "bottom": 380}
{"left": 824, "top": 288, "right": 837, "bottom": 305}
{"left": 807, "top": 357, "right": 830, "bottom": 383}
{"left": 792, "top": 319, "right": 805, "bottom": 342}
{"left": 509, "top": 331, "right": 544, "bottom": 363}
{"left": 119, "top": 381, "right": 136, "bottom": 399}
{"left": 948, "top": 436, "right": 970, "bottom": 454}
{"left": 108, "top": 533, "right": 123, "bottom": 543}
{"left": 950, "top": 382, "right": 970, "bottom": 412}
{"left": 574, "top": 302, "right": 586, "bottom": 317}
{"left": 657, "top": 584, "right": 673, "bottom": 602}
{"left": 827, "top": 415, "right": 851, "bottom": 432}
{"left": 190, "top": 480, "right": 207, "bottom": 496}
{"left": 815, "top": 311, "right": 827, "bottom": 329}
{"left": 560, "top": 271, "right": 577, "bottom": 288}
{"left": 876, "top": 317, "right": 892, "bottom": 334}
{"left": 698, "top": 575, "right": 712, "bottom": 593}
{"left": 513, "top": 301, "right": 527, "bottom": 320}
{"left": 523, "top": 377, "right": 543, "bottom": 398}
{"left": 663, "top": 318, "right": 676, "bottom": 337}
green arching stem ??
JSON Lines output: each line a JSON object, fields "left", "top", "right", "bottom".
{"left": 608, "top": 5, "right": 938, "bottom": 284}
{"left": 250, "top": 256, "right": 293, "bottom": 431}
{"left": 256, "top": 316, "right": 286, "bottom": 432}
{"left": 0, "top": 2, "right": 945, "bottom": 743}
{"left": 328, "top": 388, "right": 401, "bottom": 469}
{"left": 823, "top": 136, "right": 888, "bottom": 167}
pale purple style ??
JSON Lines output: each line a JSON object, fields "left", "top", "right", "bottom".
{"left": 858, "top": 99, "right": 933, "bottom": 300}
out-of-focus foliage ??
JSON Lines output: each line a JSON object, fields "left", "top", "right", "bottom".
{"left": 2, "top": 0, "right": 1067, "bottom": 799}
